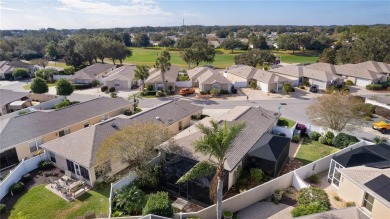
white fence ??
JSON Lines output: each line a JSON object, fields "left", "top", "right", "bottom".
{"left": 365, "top": 98, "right": 390, "bottom": 110}
{"left": 53, "top": 75, "right": 72, "bottom": 81}
{"left": 272, "top": 121, "right": 297, "bottom": 138}
{"left": 109, "top": 172, "right": 138, "bottom": 218}
{"left": 0, "top": 152, "right": 47, "bottom": 200}
{"left": 175, "top": 81, "right": 192, "bottom": 88}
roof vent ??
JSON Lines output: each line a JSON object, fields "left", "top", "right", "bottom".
{"left": 111, "top": 123, "right": 118, "bottom": 128}
{"left": 156, "top": 117, "right": 161, "bottom": 121}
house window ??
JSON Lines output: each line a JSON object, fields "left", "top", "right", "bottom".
{"left": 29, "top": 139, "right": 43, "bottom": 153}
{"left": 66, "top": 159, "right": 75, "bottom": 174}
{"left": 49, "top": 152, "right": 56, "bottom": 163}
{"left": 114, "top": 80, "right": 120, "bottom": 86}
{"left": 80, "top": 166, "right": 90, "bottom": 180}
{"left": 59, "top": 128, "right": 70, "bottom": 137}
{"left": 179, "top": 121, "right": 183, "bottom": 131}
{"left": 363, "top": 193, "right": 374, "bottom": 212}
{"left": 84, "top": 122, "right": 89, "bottom": 128}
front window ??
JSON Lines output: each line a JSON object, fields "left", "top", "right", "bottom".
{"left": 66, "top": 159, "right": 75, "bottom": 173}
{"left": 84, "top": 122, "right": 89, "bottom": 128}
{"left": 363, "top": 193, "right": 374, "bottom": 212}
{"left": 59, "top": 128, "right": 70, "bottom": 137}
{"left": 115, "top": 80, "right": 120, "bottom": 86}
{"left": 29, "top": 139, "right": 43, "bottom": 153}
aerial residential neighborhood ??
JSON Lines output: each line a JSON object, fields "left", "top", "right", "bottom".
{"left": 0, "top": 1, "right": 389, "bottom": 219}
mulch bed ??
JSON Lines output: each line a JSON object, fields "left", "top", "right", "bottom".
{"left": 0, "top": 167, "right": 63, "bottom": 219}
{"left": 279, "top": 158, "right": 303, "bottom": 175}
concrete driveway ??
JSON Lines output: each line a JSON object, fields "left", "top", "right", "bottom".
{"left": 237, "top": 202, "right": 294, "bottom": 219}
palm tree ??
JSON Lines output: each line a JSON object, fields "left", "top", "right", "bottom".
{"left": 128, "top": 92, "right": 143, "bottom": 108}
{"left": 372, "top": 136, "right": 388, "bottom": 144}
{"left": 177, "top": 120, "right": 245, "bottom": 219}
{"left": 134, "top": 65, "right": 149, "bottom": 90}
{"left": 154, "top": 50, "right": 171, "bottom": 93}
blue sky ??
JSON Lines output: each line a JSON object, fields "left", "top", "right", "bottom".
{"left": 1, "top": 0, "right": 389, "bottom": 29}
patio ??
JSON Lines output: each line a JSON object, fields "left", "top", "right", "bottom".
{"left": 45, "top": 171, "right": 91, "bottom": 202}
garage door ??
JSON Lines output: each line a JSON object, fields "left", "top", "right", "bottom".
{"left": 258, "top": 82, "right": 268, "bottom": 92}
{"left": 312, "top": 80, "right": 326, "bottom": 90}
{"left": 356, "top": 78, "right": 372, "bottom": 86}
{"left": 232, "top": 81, "right": 248, "bottom": 88}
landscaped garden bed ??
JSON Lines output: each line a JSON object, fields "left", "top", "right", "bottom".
{"left": 277, "top": 117, "right": 296, "bottom": 128}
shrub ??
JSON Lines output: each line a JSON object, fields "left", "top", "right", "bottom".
{"left": 63, "top": 66, "right": 75, "bottom": 75}
{"left": 332, "top": 133, "right": 359, "bottom": 149}
{"left": 366, "top": 84, "right": 383, "bottom": 90}
{"left": 249, "top": 81, "right": 257, "bottom": 89}
{"left": 365, "top": 115, "right": 371, "bottom": 121}
{"left": 147, "top": 84, "right": 154, "bottom": 91}
{"left": 333, "top": 195, "right": 341, "bottom": 202}
{"left": 324, "top": 131, "right": 334, "bottom": 145}
{"left": 38, "top": 160, "right": 52, "bottom": 169}
{"left": 108, "top": 87, "right": 116, "bottom": 92}
{"left": 231, "top": 85, "right": 238, "bottom": 94}
{"left": 55, "top": 99, "right": 71, "bottom": 109}
{"left": 223, "top": 211, "right": 233, "bottom": 217}
{"left": 292, "top": 135, "right": 300, "bottom": 143}
{"left": 199, "top": 91, "right": 206, "bottom": 95}
{"left": 319, "top": 136, "right": 326, "bottom": 144}
{"left": 365, "top": 103, "right": 377, "bottom": 114}
{"left": 92, "top": 80, "right": 100, "bottom": 87}
{"left": 110, "top": 92, "right": 117, "bottom": 98}
{"left": 156, "top": 90, "right": 165, "bottom": 97}
{"left": 0, "top": 204, "right": 5, "bottom": 214}
{"left": 283, "top": 83, "right": 294, "bottom": 93}
{"left": 375, "top": 106, "right": 390, "bottom": 118}
{"left": 345, "top": 80, "right": 354, "bottom": 86}
{"left": 277, "top": 119, "right": 289, "bottom": 127}
{"left": 299, "top": 86, "right": 305, "bottom": 89}
{"left": 308, "top": 131, "right": 321, "bottom": 141}
{"left": 297, "top": 187, "right": 330, "bottom": 207}
{"left": 249, "top": 168, "right": 264, "bottom": 184}
{"left": 308, "top": 174, "right": 320, "bottom": 184}
{"left": 124, "top": 110, "right": 132, "bottom": 116}
{"left": 346, "top": 202, "right": 355, "bottom": 207}
{"left": 210, "top": 88, "right": 219, "bottom": 96}
{"left": 114, "top": 184, "right": 146, "bottom": 215}
{"left": 291, "top": 202, "right": 329, "bottom": 217}
{"left": 168, "top": 85, "right": 173, "bottom": 91}
{"left": 101, "top": 86, "right": 108, "bottom": 92}
{"left": 142, "top": 192, "right": 173, "bottom": 217}
{"left": 303, "top": 81, "right": 311, "bottom": 87}
{"left": 177, "top": 74, "right": 190, "bottom": 81}
{"left": 220, "top": 90, "right": 229, "bottom": 95}
{"left": 9, "top": 182, "right": 25, "bottom": 194}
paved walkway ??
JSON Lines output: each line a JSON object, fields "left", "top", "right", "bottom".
{"left": 237, "top": 202, "right": 294, "bottom": 219}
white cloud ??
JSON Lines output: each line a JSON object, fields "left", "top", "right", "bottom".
{"left": 56, "top": 0, "right": 170, "bottom": 16}
{"left": 0, "top": 6, "right": 23, "bottom": 11}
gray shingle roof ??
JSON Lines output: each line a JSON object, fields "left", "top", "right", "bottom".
{"left": 337, "top": 65, "right": 381, "bottom": 80}
{"left": 0, "top": 97, "right": 131, "bottom": 151}
{"left": 305, "top": 62, "right": 339, "bottom": 74}
{"left": 302, "top": 67, "right": 338, "bottom": 82}
{"left": 102, "top": 65, "right": 136, "bottom": 82}
{"left": 339, "top": 166, "right": 390, "bottom": 208}
{"left": 348, "top": 61, "right": 390, "bottom": 74}
{"left": 41, "top": 100, "right": 203, "bottom": 168}
{"left": 197, "top": 68, "right": 231, "bottom": 85}
{"left": 252, "top": 69, "right": 291, "bottom": 84}
{"left": 145, "top": 65, "right": 180, "bottom": 83}
{"left": 187, "top": 67, "right": 208, "bottom": 80}
{"left": 164, "top": 106, "right": 279, "bottom": 171}
{"left": 269, "top": 65, "right": 303, "bottom": 78}
{"left": 227, "top": 65, "right": 258, "bottom": 79}
{"left": 69, "top": 63, "right": 116, "bottom": 80}
{"left": 0, "top": 89, "right": 30, "bottom": 106}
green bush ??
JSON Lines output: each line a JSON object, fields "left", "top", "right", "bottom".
{"left": 73, "top": 83, "right": 92, "bottom": 89}
{"left": 220, "top": 90, "right": 230, "bottom": 95}
{"left": 92, "top": 80, "right": 100, "bottom": 87}
{"left": 324, "top": 131, "right": 334, "bottom": 145}
{"left": 168, "top": 85, "right": 174, "bottom": 92}
{"left": 101, "top": 86, "right": 108, "bottom": 92}
{"left": 307, "top": 175, "right": 320, "bottom": 184}
{"left": 292, "top": 135, "right": 300, "bottom": 143}
{"left": 177, "top": 74, "right": 190, "bottom": 81}
{"left": 210, "top": 88, "right": 219, "bottom": 96}
{"left": 332, "top": 133, "right": 359, "bottom": 149}
{"left": 156, "top": 90, "right": 165, "bottom": 97}
{"left": 292, "top": 187, "right": 331, "bottom": 217}
{"left": 365, "top": 103, "right": 377, "bottom": 114}
{"left": 147, "top": 85, "right": 154, "bottom": 91}
{"left": 142, "top": 192, "right": 173, "bottom": 217}
{"left": 108, "top": 87, "right": 116, "bottom": 92}
{"left": 318, "top": 136, "right": 326, "bottom": 144}
{"left": 38, "top": 160, "right": 52, "bottom": 169}
{"left": 345, "top": 80, "right": 354, "bottom": 86}
{"left": 114, "top": 184, "right": 146, "bottom": 215}
{"left": 124, "top": 110, "right": 132, "bottom": 116}
{"left": 0, "top": 204, "right": 5, "bottom": 214}
{"left": 249, "top": 81, "right": 257, "bottom": 89}
{"left": 9, "top": 182, "right": 25, "bottom": 194}
{"left": 346, "top": 202, "right": 355, "bottom": 207}
{"left": 63, "top": 66, "right": 75, "bottom": 75}
{"left": 375, "top": 106, "right": 390, "bottom": 118}
{"left": 224, "top": 211, "right": 233, "bottom": 217}
{"left": 249, "top": 168, "right": 264, "bottom": 184}
{"left": 291, "top": 202, "right": 329, "bottom": 217}
{"left": 283, "top": 83, "right": 294, "bottom": 93}
{"left": 277, "top": 119, "right": 289, "bottom": 127}
{"left": 110, "top": 92, "right": 118, "bottom": 98}
{"left": 366, "top": 84, "right": 383, "bottom": 90}
{"left": 308, "top": 131, "right": 321, "bottom": 141}
{"left": 55, "top": 99, "right": 71, "bottom": 109}
{"left": 303, "top": 81, "right": 310, "bottom": 87}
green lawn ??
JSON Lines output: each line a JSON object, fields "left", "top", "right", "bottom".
{"left": 9, "top": 185, "right": 110, "bottom": 219}
{"left": 295, "top": 138, "right": 340, "bottom": 165}
{"left": 278, "top": 117, "right": 296, "bottom": 128}
{"left": 23, "top": 83, "right": 56, "bottom": 90}
{"left": 273, "top": 50, "right": 319, "bottom": 64}
{"left": 47, "top": 62, "right": 68, "bottom": 68}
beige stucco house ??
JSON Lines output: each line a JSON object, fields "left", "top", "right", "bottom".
{"left": 41, "top": 100, "right": 203, "bottom": 186}
{"left": 337, "top": 166, "right": 390, "bottom": 219}
{"left": 144, "top": 65, "right": 180, "bottom": 91}
{"left": 197, "top": 68, "right": 232, "bottom": 93}
{"left": 101, "top": 65, "right": 137, "bottom": 90}
{"left": 0, "top": 97, "right": 133, "bottom": 170}
{"left": 0, "top": 89, "right": 31, "bottom": 116}
{"left": 68, "top": 63, "right": 116, "bottom": 85}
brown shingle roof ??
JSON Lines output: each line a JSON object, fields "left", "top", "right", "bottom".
{"left": 0, "top": 89, "right": 30, "bottom": 106}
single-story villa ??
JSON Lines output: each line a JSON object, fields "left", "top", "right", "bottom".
{"left": 101, "top": 65, "right": 137, "bottom": 90}
{"left": 0, "top": 97, "right": 133, "bottom": 170}
{"left": 0, "top": 60, "right": 35, "bottom": 79}
{"left": 0, "top": 89, "right": 31, "bottom": 115}
{"left": 41, "top": 100, "right": 203, "bottom": 186}
{"left": 144, "top": 65, "right": 180, "bottom": 91}
{"left": 158, "top": 106, "right": 290, "bottom": 206}
{"left": 224, "top": 65, "right": 258, "bottom": 88}
{"left": 68, "top": 63, "right": 116, "bottom": 85}
{"left": 251, "top": 69, "right": 292, "bottom": 92}
{"left": 344, "top": 61, "right": 390, "bottom": 76}
{"left": 197, "top": 68, "right": 232, "bottom": 93}
{"left": 269, "top": 65, "right": 303, "bottom": 86}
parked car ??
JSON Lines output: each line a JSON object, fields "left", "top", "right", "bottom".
{"left": 372, "top": 119, "right": 390, "bottom": 134}
{"left": 309, "top": 85, "right": 318, "bottom": 93}
{"left": 179, "top": 88, "right": 195, "bottom": 96}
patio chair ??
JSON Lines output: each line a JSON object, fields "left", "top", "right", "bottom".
{"left": 61, "top": 170, "right": 71, "bottom": 182}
